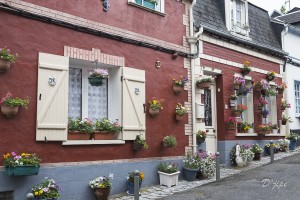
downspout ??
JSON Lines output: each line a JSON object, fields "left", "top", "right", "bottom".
{"left": 282, "top": 26, "right": 289, "bottom": 135}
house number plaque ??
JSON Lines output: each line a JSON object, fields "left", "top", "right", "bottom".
{"left": 135, "top": 88, "right": 140, "bottom": 95}
{"left": 48, "top": 76, "right": 56, "bottom": 86}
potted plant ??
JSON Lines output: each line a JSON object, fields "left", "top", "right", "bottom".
{"left": 232, "top": 104, "right": 247, "bottom": 117}
{"left": 94, "top": 118, "right": 122, "bottom": 140}
{"left": 127, "top": 170, "right": 144, "bottom": 195}
{"left": 276, "top": 82, "right": 287, "bottom": 94}
{"left": 162, "top": 135, "right": 177, "bottom": 148}
{"left": 196, "top": 130, "right": 206, "bottom": 144}
{"left": 266, "top": 71, "right": 276, "bottom": 81}
{"left": 229, "top": 94, "right": 238, "bottom": 107}
{"left": 196, "top": 75, "right": 214, "bottom": 89}
{"left": 0, "top": 47, "right": 17, "bottom": 73}
{"left": 253, "top": 80, "right": 269, "bottom": 94}
{"left": 175, "top": 103, "right": 188, "bottom": 121}
{"left": 236, "top": 83, "right": 253, "bottom": 96}
{"left": 241, "top": 60, "right": 251, "bottom": 76}
{"left": 3, "top": 152, "right": 41, "bottom": 176}
{"left": 251, "top": 144, "right": 263, "bottom": 160}
{"left": 261, "top": 109, "right": 269, "bottom": 118}
{"left": 172, "top": 76, "right": 188, "bottom": 94}
{"left": 148, "top": 97, "right": 163, "bottom": 117}
{"left": 265, "top": 88, "right": 278, "bottom": 97}
{"left": 282, "top": 114, "right": 293, "bottom": 125}
{"left": 88, "top": 69, "right": 109, "bottom": 86}
{"left": 271, "top": 124, "right": 279, "bottom": 134}
{"left": 68, "top": 117, "right": 94, "bottom": 140}
{"left": 183, "top": 152, "right": 199, "bottom": 181}
{"left": 286, "top": 133, "right": 299, "bottom": 151}
{"left": 197, "top": 151, "right": 216, "bottom": 179}
{"left": 278, "top": 139, "right": 290, "bottom": 152}
{"left": 281, "top": 99, "right": 291, "bottom": 111}
{"left": 157, "top": 162, "right": 180, "bottom": 187}
{"left": 264, "top": 143, "right": 278, "bottom": 156}
{"left": 89, "top": 176, "right": 111, "bottom": 200}
{"left": 31, "top": 178, "right": 60, "bottom": 200}
{"left": 225, "top": 117, "right": 237, "bottom": 130}
{"left": 237, "top": 121, "right": 252, "bottom": 133}
{"left": 258, "top": 97, "right": 267, "bottom": 110}
{"left": 0, "top": 92, "right": 29, "bottom": 118}
{"left": 231, "top": 144, "right": 254, "bottom": 167}
{"left": 257, "top": 124, "right": 271, "bottom": 135}
{"left": 133, "top": 135, "right": 148, "bottom": 151}
{"left": 233, "top": 76, "right": 245, "bottom": 90}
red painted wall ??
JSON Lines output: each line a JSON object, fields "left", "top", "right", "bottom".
{"left": 0, "top": 12, "right": 188, "bottom": 164}
{"left": 202, "top": 42, "right": 284, "bottom": 141}
{"left": 22, "top": 0, "right": 185, "bottom": 46}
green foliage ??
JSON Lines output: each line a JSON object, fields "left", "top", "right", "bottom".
{"left": 68, "top": 117, "right": 94, "bottom": 134}
{"left": 0, "top": 47, "right": 17, "bottom": 63}
{"left": 1, "top": 92, "right": 29, "bottom": 108}
{"left": 89, "top": 176, "right": 111, "bottom": 189}
{"left": 286, "top": 133, "right": 299, "bottom": 141}
{"left": 128, "top": 170, "right": 144, "bottom": 183}
{"left": 251, "top": 144, "right": 263, "bottom": 154}
{"left": 95, "top": 118, "right": 121, "bottom": 133}
{"left": 134, "top": 135, "right": 148, "bottom": 149}
{"left": 183, "top": 152, "right": 199, "bottom": 169}
{"left": 31, "top": 178, "right": 60, "bottom": 199}
{"left": 157, "top": 162, "right": 179, "bottom": 174}
{"left": 3, "top": 152, "right": 41, "bottom": 167}
{"left": 163, "top": 135, "right": 177, "bottom": 148}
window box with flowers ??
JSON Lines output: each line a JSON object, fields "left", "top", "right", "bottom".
{"left": 241, "top": 60, "right": 252, "bottom": 76}
{"left": 0, "top": 47, "right": 17, "bottom": 73}
{"left": 89, "top": 176, "right": 112, "bottom": 200}
{"left": 266, "top": 71, "right": 276, "bottom": 81}
{"left": 232, "top": 104, "right": 247, "bottom": 117}
{"left": 172, "top": 76, "right": 188, "bottom": 94}
{"left": 68, "top": 117, "right": 94, "bottom": 140}
{"left": 157, "top": 162, "right": 180, "bottom": 187}
{"left": 183, "top": 152, "right": 199, "bottom": 181}
{"left": 133, "top": 135, "right": 148, "bottom": 150}
{"left": 258, "top": 97, "right": 267, "bottom": 110}
{"left": 281, "top": 99, "right": 291, "bottom": 111}
{"left": 251, "top": 144, "right": 263, "bottom": 161}
{"left": 230, "top": 94, "right": 238, "bottom": 107}
{"left": 233, "top": 76, "right": 245, "bottom": 90}
{"left": 282, "top": 114, "right": 293, "bottom": 125}
{"left": 0, "top": 92, "right": 29, "bottom": 118}
{"left": 3, "top": 152, "right": 41, "bottom": 176}
{"left": 196, "top": 130, "right": 206, "bottom": 144}
{"left": 276, "top": 82, "right": 287, "bottom": 94}
{"left": 257, "top": 124, "right": 271, "bottom": 135}
{"left": 94, "top": 118, "right": 122, "bottom": 140}
{"left": 175, "top": 103, "right": 187, "bottom": 121}
{"left": 88, "top": 69, "right": 109, "bottom": 86}
{"left": 225, "top": 117, "right": 237, "bottom": 130}
{"left": 30, "top": 178, "right": 60, "bottom": 200}
{"left": 148, "top": 97, "right": 163, "bottom": 117}
{"left": 237, "top": 121, "right": 253, "bottom": 133}
{"left": 196, "top": 75, "right": 214, "bottom": 89}
{"left": 127, "top": 170, "right": 144, "bottom": 195}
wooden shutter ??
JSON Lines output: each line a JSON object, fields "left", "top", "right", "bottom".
{"left": 36, "top": 53, "right": 69, "bottom": 141}
{"left": 271, "top": 96, "right": 277, "bottom": 124}
{"left": 247, "top": 91, "right": 254, "bottom": 123}
{"left": 122, "top": 67, "right": 146, "bottom": 140}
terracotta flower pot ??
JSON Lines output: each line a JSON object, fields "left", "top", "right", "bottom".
{"left": 196, "top": 82, "right": 212, "bottom": 89}
{"left": 172, "top": 84, "right": 184, "bottom": 94}
{"left": 227, "top": 123, "right": 236, "bottom": 130}
{"left": 1, "top": 105, "right": 19, "bottom": 118}
{"left": 93, "top": 132, "right": 114, "bottom": 140}
{"left": 0, "top": 60, "right": 11, "bottom": 73}
{"left": 175, "top": 114, "right": 184, "bottom": 121}
{"left": 149, "top": 108, "right": 159, "bottom": 117}
{"left": 68, "top": 131, "right": 92, "bottom": 140}
{"left": 94, "top": 187, "right": 110, "bottom": 200}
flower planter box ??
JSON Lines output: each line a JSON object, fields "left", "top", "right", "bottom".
{"left": 183, "top": 167, "right": 198, "bottom": 181}
{"left": 88, "top": 77, "right": 105, "bottom": 86}
{"left": 68, "top": 131, "right": 92, "bottom": 140}
{"left": 94, "top": 187, "right": 111, "bottom": 200}
{"left": 196, "top": 82, "right": 212, "bottom": 89}
{"left": 5, "top": 166, "right": 40, "bottom": 176}
{"left": 149, "top": 108, "right": 159, "bottom": 117}
{"left": 158, "top": 171, "right": 180, "bottom": 187}
{"left": 0, "top": 60, "right": 11, "bottom": 73}
{"left": 1, "top": 105, "right": 19, "bottom": 118}
{"left": 172, "top": 84, "right": 184, "bottom": 94}
{"left": 93, "top": 132, "right": 115, "bottom": 140}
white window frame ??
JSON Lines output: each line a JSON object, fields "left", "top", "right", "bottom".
{"left": 128, "top": 0, "right": 165, "bottom": 14}
{"left": 229, "top": 0, "right": 250, "bottom": 37}
{"left": 265, "top": 84, "right": 278, "bottom": 125}
{"left": 295, "top": 80, "right": 300, "bottom": 117}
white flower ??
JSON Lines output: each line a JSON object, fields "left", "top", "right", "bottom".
{"left": 109, "top": 173, "right": 114, "bottom": 179}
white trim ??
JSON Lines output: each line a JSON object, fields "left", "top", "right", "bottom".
{"left": 63, "top": 140, "right": 126, "bottom": 145}
{"left": 235, "top": 133, "right": 258, "bottom": 136}
{"left": 265, "top": 133, "right": 285, "bottom": 137}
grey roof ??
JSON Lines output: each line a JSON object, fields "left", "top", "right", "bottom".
{"left": 276, "top": 10, "right": 300, "bottom": 24}
{"left": 193, "top": 0, "right": 285, "bottom": 56}
{"left": 288, "top": 7, "right": 300, "bottom": 14}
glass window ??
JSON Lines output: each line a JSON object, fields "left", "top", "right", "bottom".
{"left": 266, "top": 86, "right": 277, "bottom": 124}
{"left": 295, "top": 81, "right": 300, "bottom": 116}
{"left": 135, "top": 0, "right": 162, "bottom": 12}
{"left": 237, "top": 80, "right": 254, "bottom": 124}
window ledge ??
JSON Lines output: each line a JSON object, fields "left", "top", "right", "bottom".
{"left": 265, "top": 133, "right": 286, "bottom": 137}
{"left": 230, "top": 31, "right": 252, "bottom": 41}
{"left": 236, "top": 133, "right": 258, "bottom": 136}
{"left": 62, "top": 140, "right": 126, "bottom": 145}
{"left": 128, "top": 2, "right": 166, "bottom": 16}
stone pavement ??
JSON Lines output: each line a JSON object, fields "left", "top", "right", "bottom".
{"left": 110, "top": 149, "right": 300, "bottom": 200}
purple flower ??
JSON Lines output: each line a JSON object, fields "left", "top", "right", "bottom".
{"left": 11, "top": 152, "right": 16, "bottom": 156}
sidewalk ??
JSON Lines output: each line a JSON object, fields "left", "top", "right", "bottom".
{"left": 110, "top": 149, "right": 300, "bottom": 200}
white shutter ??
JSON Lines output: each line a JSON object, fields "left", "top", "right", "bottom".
{"left": 271, "top": 96, "right": 277, "bottom": 124}
{"left": 122, "top": 67, "right": 146, "bottom": 140}
{"left": 36, "top": 53, "right": 69, "bottom": 141}
{"left": 247, "top": 92, "right": 254, "bottom": 123}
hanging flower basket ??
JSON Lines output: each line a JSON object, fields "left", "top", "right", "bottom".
{"left": 227, "top": 123, "right": 236, "bottom": 130}
{"left": 277, "top": 88, "right": 284, "bottom": 94}
{"left": 88, "top": 69, "right": 109, "bottom": 86}
{"left": 175, "top": 114, "right": 184, "bottom": 121}
{"left": 0, "top": 60, "right": 12, "bottom": 73}
{"left": 149, "top": 108, "right": 160, "bottom": 117}
{"left": 88, "top": 77, "right": 105, "bottom": 86}
{"left": 233, "top": 111, "right": 242, "bottom": 117}
{"left": 5, "top": 166, "right": 40, "bottom": 176}
{"left": 196, "top": 81, "right": 212, "bottom": 89}
{"left": 266, "top": 72, "right": 276, "bottom": 81}
{"left": 282, "top": 120, "right": 287, "bottom": 125}
{"left": 1, "top": 105, "right": 19, "bottom": 118}
{"left": 258, "top": 105, "right": 263, "bottom": 110}
{"left": 172, "top": 84, "right": 184, "bottom": 94}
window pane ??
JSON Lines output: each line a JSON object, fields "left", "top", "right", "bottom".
{"left": 88, "top": 79, "right": 108, "bottom": 121}
{"left": 204, "top": 89, "right": 212, "bottom": 126}
{"left": 68, "top": 68, "right": 82, "bottom": 119}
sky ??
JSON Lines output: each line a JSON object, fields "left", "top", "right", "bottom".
{"left": 248, "top": 0, "right": 300, "bottom": 14}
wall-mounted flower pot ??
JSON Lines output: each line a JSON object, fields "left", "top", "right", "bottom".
{"left": 197, "top": 137, "right": 205, "bottom": 144}
{"left": 88, "top": 77, "right": 104, "bottom": 86}
{"left": 281, "top": 106, "right": 286, "bottom": 111}
{"left": 68, "top": 131, "right": 92, "bottom": 140}
{"left": 267, "top": 75, "right": 275, "bottom": 81}
{"left": 94, "top": 187, "right": 111, "bottom": 200}
{"left": 258, "top": 105, "right": 263, "bottom": 110}
{"left": 261, "top": 89, "right": 267, "bottom": 96}
{"left": 233, "top": 111, "right": 242, "bottom": 117}
{"left": 230, "top": 100, "right": 237, "bottom": 107}
{"left": 149, "top": 108, "right": 159, "bottom": 117}
{"left": 0, "top": 60, "right": 11, "bottom": 73}
{"left": 233, "top": 83, "right": 240, "bottom": 90}
{"left": 277, "top": 88, "right": 284, "bottom": 94}
{"left": 0, "top": 105, "right": 19, "bottom": 118}
{"left": 175, "top": 114, "right": 184, "bottom": 121}
{"left": 241, "top": 69, "right": 251, "bottom": 76}
{"left": 5, "top": 166, "right": 40, "bottom": 176}
{"left": 93, "top": 132, "right": 115, "bottom": 140}
{"left": 262, "top": 114, "right": 268, "bottom": 118}
{"left": 196, "top": 82, "right": 212, "bottom": 89}
{"left": 227, "top": 123, "right": 236, "bottom": 130}
{"left": 172, "top": 84, "right": 183, "bottom": 94}
{"left": 282, "top": 120, "right": 287, "bottom": 125}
